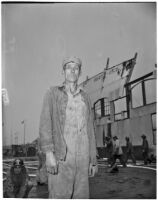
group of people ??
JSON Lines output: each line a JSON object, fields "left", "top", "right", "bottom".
{"left": 105, "top": 134, "right": 152, "bottom": 168}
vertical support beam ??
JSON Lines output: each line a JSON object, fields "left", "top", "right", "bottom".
{"left": 101, "top": 98, "right": 105, "bottom": 117}
{"left": 125, "top": 85, "right": 131, "bottom": 119}
{"left": 142, "top": 81, "right": 146, "bottom": 105}
{"left": 106, "top": 57, "right": 110, "bottom": 70}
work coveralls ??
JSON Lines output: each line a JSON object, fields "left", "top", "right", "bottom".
{"left": 39, "top": 86, "right": 97, "bottom": 199}
{"left": 125, "top": 140, "right": 136, "bottom": 164}
{"left": 142, "top": 138, "right": 150, "bottom": 165}
{"left": 105, "top": 139, "right": 113, "bottom": 164}
{"left": 48, "top": 89, "right": 89, "bottom": 198}
{"left": 111, "top": 139, "right": 126, "bottom": 167}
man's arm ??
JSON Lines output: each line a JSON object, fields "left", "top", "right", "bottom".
{"left": 39, "top": 88, "right": 58, "bottom": 174}
{"left": 113, "top": 140, "right": 119, "bottom": 154}
{"left": 39, "top": 88, "right": 54, "bottom": 153}
{"left": 86, "top": 94, "right": 98, "bottom": 176}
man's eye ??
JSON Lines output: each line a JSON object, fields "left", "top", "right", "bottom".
{"left": 66, "top": 66, "right": 79, "bottom": 71}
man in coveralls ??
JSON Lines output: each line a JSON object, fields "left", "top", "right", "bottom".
{"left": 141, "top": 134, "right": 151, "bottom": 165}
{"left": 125, "top": 137, "right": 136, "bottom": 164}
{"left": 105, "top": 136, "right": 113, "bottom": 165}
{"left": 111, "top": 136, "right": 126, "bottom": 168}
{"left": 39, "top": 56, "right": 98, "bottom": 198}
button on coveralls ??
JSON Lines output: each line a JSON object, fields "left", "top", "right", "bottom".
{"left": 48, "top": 91, "right": 90, "bottom": 199}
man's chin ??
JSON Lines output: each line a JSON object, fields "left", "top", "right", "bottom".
{"left": 66, "top": 78, "right": 78, "bottom": 83}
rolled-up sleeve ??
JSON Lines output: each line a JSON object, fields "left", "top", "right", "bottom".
{"left": 39, "top": 89, "right": 54, "bottom": 153}
{"left": 87, "top": 94, "right": 97, "bottom": 166}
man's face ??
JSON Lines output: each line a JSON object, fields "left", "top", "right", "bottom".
{"left": 64, "top": 62, "right": 80, "bottom": 83}
{"left": 13, "top": 166, "right": 22, "bottom": 174}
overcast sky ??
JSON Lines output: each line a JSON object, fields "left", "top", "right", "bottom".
{"left": 2, "top": 2, "right": 156, "bottom": 145}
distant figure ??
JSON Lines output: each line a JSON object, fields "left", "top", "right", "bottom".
{"left": 125, "top": 137, "right": 136, "bottom": 164}
{"left": 4, "top": 159, "right": 33, "bottom": 198}
{"left": 141, "top": 134, "right": 151, "bottom": 165}
{"left": 111, "top": 136, "right": 126, "bottom": 168}
{"left": 105, "top": 136, "right": 113, "bottom": 165}
{"left": 36, "top": 150, "right": 47, "bottom": 185}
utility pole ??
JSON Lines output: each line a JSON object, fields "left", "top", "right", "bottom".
{"left": 14, "top": 132, "right": 18, "bottom": 145}
{"left": 21, "top": 120, "right": 26, "bottom": 156}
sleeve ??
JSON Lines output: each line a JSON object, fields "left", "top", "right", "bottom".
{"left": 87, "top": 94, "right": 97, "bottom": 166}
{"left": 115, "top": 140, "right": 119, "bottom": 149}
{"left": 39, "top": 88, "right": 55, "bottom": 153}
{"left": 113, "top": 141, "right": 119, "bottom": 154}
{"left": 145, "top": 140, "right": 149, "bottom": 151}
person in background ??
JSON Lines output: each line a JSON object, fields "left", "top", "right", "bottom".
{"left": 125, "top": 137, "right": 136, "bottom": 165}
{"left": 105, "top": 136, "right": 113, "bottom": 165}
{"left": 141, "top": 134, "right": 151, "bottom": 165}
{"left": 39, "top": 56, "right": 98, "bottom": 198}
{"left": 111, "top": 136, "right": 126, "bottom": 168}
{"left": 4, "top": 158, "right": 33, "bottom": 198}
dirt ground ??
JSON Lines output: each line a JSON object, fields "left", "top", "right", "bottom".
{"left": 28, "top": 165, "right": 156, "bottom": 199}
{"left": 89, "top": 166, "right": 156, "bottom": 199}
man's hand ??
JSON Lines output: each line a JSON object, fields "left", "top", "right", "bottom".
{"left": 46, "top": 151, "right": 58, "bottom": 175}
{"left": 89, "top": 163, "right": 98, "bottom": 177}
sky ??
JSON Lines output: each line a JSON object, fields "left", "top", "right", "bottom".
{"left": 2, "top": 2, "right": 156, "bottom": 145}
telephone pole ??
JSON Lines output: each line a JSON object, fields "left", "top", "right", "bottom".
{"left": 21, "top": 120, "right": 26, "bottom": 156}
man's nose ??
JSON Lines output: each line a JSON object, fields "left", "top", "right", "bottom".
{"left": 71, "top": 68, "right": 75, "bottom": 72}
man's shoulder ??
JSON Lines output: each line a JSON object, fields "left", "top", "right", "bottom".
{"left": 46, "top": 85, "right": 64, "bottom": 94}
{"left": 80, "top": 89, "right": 90, "bottom": 99}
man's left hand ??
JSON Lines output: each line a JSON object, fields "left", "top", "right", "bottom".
{"left": 89, "top": 163, "right": 98, "bottom": 177}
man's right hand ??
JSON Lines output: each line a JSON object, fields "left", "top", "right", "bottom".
{"left": 46, "top": 151, "right": 58, "bottom": 175}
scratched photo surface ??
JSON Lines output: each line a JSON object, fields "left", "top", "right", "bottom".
{"left": 2, "top": 2, "right": 156, "bottom": 199}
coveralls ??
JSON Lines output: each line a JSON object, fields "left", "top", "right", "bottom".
{"left": 125, "top": 140, "right": 136, "bottom": 164}
{"left": 142, "top": 138, "right": 150, "bottom": 165}
{"left": 105, "top": 138, "right": 113, "bottom": 164}
{"left": 39, "top": 85, "right": 97, "bottom": 199}
{"left": 111, "top": 139, "right": 126, "bottom": 167}
{"left": 48, "top": 88, "right": 90, "bottom": 198}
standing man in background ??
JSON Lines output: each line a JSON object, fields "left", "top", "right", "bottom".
{"left": 39, "top": 56, "right": 98, "bottom": 199}
{"left": 111, "top": 136, "right": 126, "bottom": 168}
{"left": 141, "top": 134, "right": 151, "bottom": 165}
{"left": 125, "top": 137, "right": 136, "bottom": 165}
{"left": 105, "top": 136, "right": 113, "bottom": 165}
